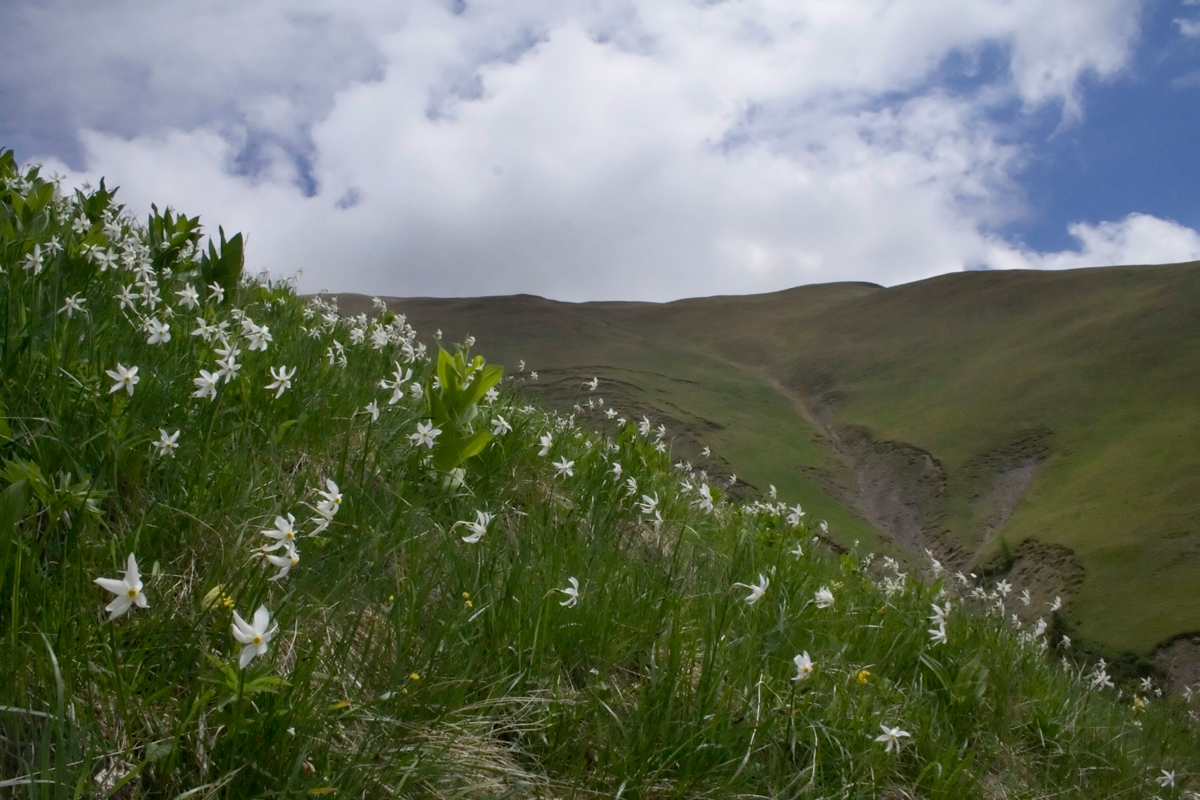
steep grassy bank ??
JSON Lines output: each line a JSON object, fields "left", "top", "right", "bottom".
{"left": 4, "top": 150, "right": 1200, "bottom": 797}
{"left": 366, "top": 263, "right": 1200, "bottom": 660}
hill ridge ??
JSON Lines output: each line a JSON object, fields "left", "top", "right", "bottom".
{"left": 339, "top": 259, "right": 1200, "bottom": 665}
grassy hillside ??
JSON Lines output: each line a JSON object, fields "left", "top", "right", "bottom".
{"left": 358, "top": 263, "right": 1200, "bottom": 661}
{"left": 6, "top": 151, "right": 1200, "bottom": 797}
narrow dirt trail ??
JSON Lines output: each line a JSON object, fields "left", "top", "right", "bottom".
{"left": 689, "top": 350, "right": 838, "bottom": 445}
{"left": 687, "top": 347, "right": 968, "bottom": 568}
{"left": 683, "top": 347, "right": 866, "bottom": 509}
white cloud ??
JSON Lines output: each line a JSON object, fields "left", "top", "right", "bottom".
{"left": 1174, "top": 17, "right": 1200, "bottom": 37}
{"left": 18, "top": 0, "right": 1188, "bottom": 302}
{"left": 1020, "top": 214, "right": 1200, "bottom": 271}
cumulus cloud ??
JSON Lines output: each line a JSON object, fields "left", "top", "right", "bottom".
{"left": 11, "top": 0, "right": 1192, "bottom": 301}
{"left": 1018, "top": 214, "right": 1200, "bottom": 271}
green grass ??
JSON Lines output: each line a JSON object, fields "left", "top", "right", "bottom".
{"left": 4, "top": 149, "right": 1200, "bottom": 797}
{"left": 375, "top": 260, "right": 1200, "bottom": 659}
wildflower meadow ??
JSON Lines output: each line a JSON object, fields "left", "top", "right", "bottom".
{"left": 2, "top": 148, "right": 1199, "bottom": 798}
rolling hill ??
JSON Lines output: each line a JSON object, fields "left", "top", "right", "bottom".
{"left": 341, "top": 261, "right": 1200, "bottom": 668}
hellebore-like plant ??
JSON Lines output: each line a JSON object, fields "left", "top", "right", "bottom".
{"left": 423, "top": 345, "right": 503, "bottom": 472}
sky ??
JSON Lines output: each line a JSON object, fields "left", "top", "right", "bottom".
{"left": 3, "top": 0, "right": 1200, "bottom": 302}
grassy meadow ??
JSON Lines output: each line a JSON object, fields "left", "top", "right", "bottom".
{"left": 4, "top": 149, "right": 1200, "bottom": 797}
{"left": 374, "top": 262, "right": 1200, "bottom": 661}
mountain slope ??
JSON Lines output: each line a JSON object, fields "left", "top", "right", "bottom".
{"left": 349, "top": 262, "right": 1200, "bottom": 658}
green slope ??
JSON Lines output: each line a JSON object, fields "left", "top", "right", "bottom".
{"left": 341, "top": 262, "right": 1200, "bottom": 656}
{"left": 11, "top": 152, "right": 1200, "bottom": 797}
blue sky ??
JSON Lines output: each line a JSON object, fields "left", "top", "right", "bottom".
{"left": 1004, "top": 0, "right": 1200, "bottom": 252}
{"left": 3, "top": 0, "right": 1199, "bottom": 301}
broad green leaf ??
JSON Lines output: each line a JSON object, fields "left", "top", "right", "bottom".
{"left": 456, "top": 428, "right": 492, "bottom": 463}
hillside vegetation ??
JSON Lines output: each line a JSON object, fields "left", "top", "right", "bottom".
{"left": 363, "top": 261, "right": 1200, "bottom": 663}
{"left": 4, "top": 149, "right": 1200, "bottom": 798}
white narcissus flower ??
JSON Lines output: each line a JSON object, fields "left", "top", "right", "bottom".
{"left": 696, "top": 483, "right": 714, "bottom": 513}
{"left": 145, "top": 318, "right": 171, "bottom": 345}
{"left": 22, "top": 244, "right": 43, "bottom": 274}
{"left": 59, "top": 294, "right": 85, "bottom": 317}
{"left": 265, "top": 365, "right": 296, "bottom": 398}
{"left": 95, "top": 553, "right": 148, "bottom": 620}
{"left": 637, "top": 493, "right": 659, "bottom": 516}
{"left": 455, "top": 510, "right": 494, "bottom": 543}
{"left": 538, "top": 433, "right": 553, "bottom": 456}
{"left": 117, "top": 285, "right": 140, "bottom": 311}
{"left": 153, "top": 429, "right": 180, "bottom": 458}
{"left": 410, "top": 421, "right": 441, "bottom": 449}
{"left": 232, "top": 605, "right": 277, "bottom": 668}
{"left": 324, "top": 345, "right": 339, "bottom": 365}
{"left": 262, "top": 513, "right": 297, "bottom": 551}
{"left": 106, "top": 363, "right": 139, "bottom": 395}
{"left": 193, "top": 369, "right": 219, "bottom": 401}
{"left": 215, "top": 355, "right": 241, "bottom": 384}
{"left": 814, "top": 587, "right": 834, "bottom": 608}
{"left": 733, "top": 574, "right": 769, "bottom": 605}
{"left": 1157, "top": 770, "right": 1176, "bottom": 788}
{"left": 246, "top": 324, "right": 272, "bottom": 352}
{"left": 309, "top": 478, "right": 343, "bottom": 534}
{"left": 928, "top": 624, "right": 947, "bottom": 646}
{"left": 792, "top": 652, "right": 814, "bottom": 682}
{"left": 213, "top": 338, "right": 239, "bottom": 363}
{"left": 491, "top": 415, "right": 511, "bottom": 436}
{"left": 265, "top": 544, "right": 299, "bottom": 582}
{"left": 89, "top": 247, "right": 115, "bottom": 272}
{"left": 382, "top": 363, "right": 413, "bottom": 404}
{"left": 552, "top": 457, "right": 574, "bottom": 477}
{"left": 558, "top": 577, "right": 579, "bottom": 608}
{"left": 875, "top": 724, "right": 911, "bottom": 754}
{"left": 364, "top": 401, "right": 380, "bottom": 421}
{"left": 176, "top": 284, "right": 200, "bottom": 310}
{"left": 189, "top": 317, "right": 208, "bottom": 339}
